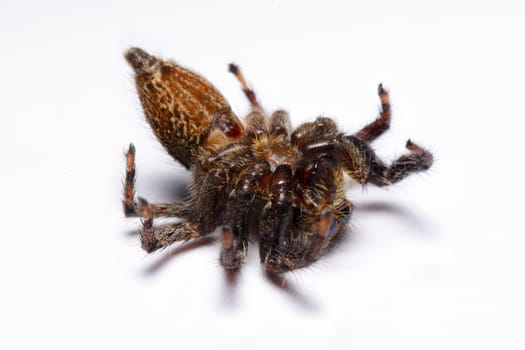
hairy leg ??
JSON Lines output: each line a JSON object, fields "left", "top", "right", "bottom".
{"left": 138, "top": 197, "right": 202, "bottom": 253}
{"left": 305, "top": 208, "right": 335, "bottom": 261}
{"left": 123, "top": 143, "right": 137, "bottom": 216}
{"left": 368, "top": 139, "right": 433, "bottom": 186}
{"left": 291, "top": 117, "right": 338, "bottom": 154}
{"left": 220, "top": 226, "right": 248, "bottom": 271}
{"left": 122, "top": 143, "right": 188, "bottom": 218}
{"left": 228, "top": 63, "right": 261, "bottom": 110}
{"left": 335, "top": 136, "right": 433, "bottom": 186}
{"left": 355, "top": 83, "right": 391, "bottom": 143}
{"left": 269, "top": 110, "right": 291, "bottom": 137}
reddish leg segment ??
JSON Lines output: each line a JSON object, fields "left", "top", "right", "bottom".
{"left": 356, "top": 84, "right": 391, "bottom": 143}
{"left": 228, "top": 63, "right": 261, "bottom": 110}
{"left": 122, "top": 143, "right": 187, "bottom": 218}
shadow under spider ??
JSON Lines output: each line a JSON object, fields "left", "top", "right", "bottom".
{"left": 135, "top": 234, "right": 320, "bottom": 309}
{"left": 219, "top": 266, "right": 320, "bottom": 310}
{"left": 141, "top": 236, "right": 216, "bottom": 275}
{"left": 356, "top": 200, "right": 434, "bottom": 235}
{"left": 264, "top": 271, "right": 321, "bottom": 311}
{"left": 145, "top": 171, "right": 191, "bottom": 202}
{"left": 127, "top": 196, "right": 427, "bottom": 308}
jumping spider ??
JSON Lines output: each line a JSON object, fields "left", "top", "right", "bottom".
{"left": 123, "top": 47, "right": 433, "bottom": 274}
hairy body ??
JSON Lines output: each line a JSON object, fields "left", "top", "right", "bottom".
{"left": 123, "top": 48, "right": 433, "bottom": 273}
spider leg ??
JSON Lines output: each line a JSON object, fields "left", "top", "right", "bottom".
{"left": 220, "top": 226, "right": 248, "bottom": 271}
{"left": 305, "top": 208, "right": 334, "bottom": 261}
{"left": 258, "top": 165, "right": 300, "bottom": 273}
{"left": 291, "top": 117, "right": 338, "bottom": 153}
{"left": 218, "top": 164, "right": 265, "bottom": 271}
{"left": 228, "top": 63, "right": 261, "bottom": 110}
{"left": 300, "top": 157, "right": 350, "bottom": 261}
{"left": 269, "top": 110, "right": 291, "bottom": 137}
{"left": 244, "top": 110, "right": 267, "bottom": 136}
{"left": 369, "top": 139, "right": 433, "bottom": 186}
{"left": 123, "top": 143, "right": 137, "bottom": 216}
{"left": 335, "top": 135, "right": 433, "bottom": 186}
{"left": 122, "top": 143, "right": 188, "bottom": 218}
{"left": 138, "top": 197, "right": 202, "bottom": 253}
{"left": 355, "top": 83, "right": 391, "bottom": 143}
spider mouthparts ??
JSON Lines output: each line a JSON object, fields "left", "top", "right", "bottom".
{"left": 125, "top": 47, "right": 158, "bottom": 74}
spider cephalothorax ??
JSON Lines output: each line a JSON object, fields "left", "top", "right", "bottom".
{"left": 123, "top": 47, "right": 433, "bottom": 274}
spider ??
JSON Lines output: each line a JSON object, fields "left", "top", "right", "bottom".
{"left": 123, "top": 47, "right": 433, "bottom": 274}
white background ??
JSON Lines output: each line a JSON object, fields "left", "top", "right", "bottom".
{"left": 1, "top": 0, "right": 524, "bottom": 349}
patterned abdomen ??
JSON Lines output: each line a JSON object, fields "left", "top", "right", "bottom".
{"left": 125, "top": 47, "right": 241, "bottom": 168}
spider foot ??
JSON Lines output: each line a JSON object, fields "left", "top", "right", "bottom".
{"left": 138, "top": 197, "right": 157, "bottom": 253}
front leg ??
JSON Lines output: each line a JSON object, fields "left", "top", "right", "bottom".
{"left": 355, "top": 83, "right": 391, "bottom": 143}
{"left": 334, "top": 136, "right": 433, "bottom": 186}
{"left": 370, "top": 139, "right": 433, "bottom": 186}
